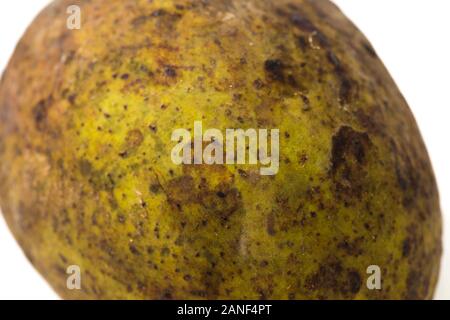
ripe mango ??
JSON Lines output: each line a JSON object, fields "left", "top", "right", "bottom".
{"left": 0, "top": 0, "right": 441, "bottom": 299}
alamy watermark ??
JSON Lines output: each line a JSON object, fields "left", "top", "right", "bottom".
{"left": 66, "top": 5, "right": 81, "bottom": 30}
{"left": 366, "top": 265, "right": 382, "bottom": 290}
{"left": 171, "top": 121, "right": 280, "bottom": 175}
{"left": 66, "top": 265, "right": 81, "bottom": 290}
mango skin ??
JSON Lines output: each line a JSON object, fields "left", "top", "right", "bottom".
{"left": 0, "top": 0, "right": 442, "bottom": 300}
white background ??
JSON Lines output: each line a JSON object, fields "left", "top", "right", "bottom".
{"left": 0, "top": 0, "right": 449, "bottom": 300}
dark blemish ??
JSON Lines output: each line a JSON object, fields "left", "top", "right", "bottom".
{"left": 305, "top": 259, "right": 361, "bottom": 298}
{"left": 149, "top": 124, "right": 157, "bottom": 133}
{"left": 166, "top": 175, "right": 196, "bottom": 205}
{"left": 161, "top": 104, "right": 168, "bottom": 110}
{"left": 32, "top": 96, "right": 53, "bottom": 130}
{"left": 184, "top": 274, "right": 192, "bottom": 281}
{"left": 287, "top": 75, "right": 298, "bottom": 88}
{"left": 104, "top": 113, "right": 111, "bottom": 119}
{"left": 233, "top": 93, "right": 242, "bottom": 102}
{"left": 299, "top": 153, "right": 308, "bottom": 165}
{"left": 59, "top": 254, "right": 68, "bottom": 264}
{"left": 291, "top": 13, "right": 316, "bottom": 33}
{"left": 117, "top": 214, "right": 126, "bottom": 224}
{"left": 326, "top": 50, "right": 354, "bottom": 104}
{"left": 67, "top": 94, "right": 77, "bottom": 105}
{"left": 300, "top": 93, "right": 310, "bottom": 111}
{"left": 406, "top": 270, "right": 421, "bottom": 299}
{"left": 150, "top": 183, "right": 160, "bottom": 194}
{"left": 137, "top": 282, "right": 147, "bottom": 292}
{"left": 260, "top": 260, "right": 269, "bottom": 268}
{"left": 390, "top": 140, "right": 420, "bottom": 208}
{"left": 190, "top": 290, "right": 208, "bottom": 298}
{"left": 120, "top": 73, "right": 130, "bottom": 80}
{"left": 253, "top": 79, "right": 264, "bottom": 90}
{"left": 347, "top": 271, "right": 362, "bottom": 294}
{"left": 126, "top": 129, "right": 144, "bottom": 148}
{"left": 161, "top": 247, "right": 170, "bottom": 256}
{"left": 314, "top": 31, "right": 330, "bottom": 48}
{"left": 402, "top": 238, "right": 412, "bottom": 258}
{"left": 339, "top": 78, "right": 353, "bottom": 105}
{"left": 162, "top": 291, "right": 173, "bottom": 300}
{"left": 118, "top": 151, "right": 128, "bottom": 158}
{"left": 152, "top": 9, "right": 167, "bottom": 17}
{"left": 330, "top": 126, "right": 372, "bottom": 201}
{"left": 264, "top": 59, "right": 285, "bottom": 82}
{"left": 79, "top": 159, "right": 93, "bottom": 176}
{"left": 327, "top": 51, "right": 341, "bottom": 69}
{"left": 267, "top": 212, "right": 276, "bottom": 236}
{"left": 129, "top": 244, "right": 140, "bottom": 255}
{"left": 337, "top": 238, "right": 364, "bottom": 256}
{"left": 310, "top": 211, "right": 317, "bottom": 218}
{"left": 131, "top": 15, "right": 150, "bottom": 27}
{"left": 238, "top": 169, "right": 248, "bottom": 178}
{"left": 216, "top": 191, "right": 226, "bottom": 198}
{"left": 297, "top": 36, "right": 308, "bottom": 50}
{"left": 164, "top": 65, "right": 177, "bottom": 78}
{"left": 354, "top": 108, "right": 384, "bottom": 134}
{"left": 331, "top": 126, "right": 371, "bottom": 173}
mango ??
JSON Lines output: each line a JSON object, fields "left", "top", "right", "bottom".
{"left": 0, "top": 0, "right": 441, "bottom": 299}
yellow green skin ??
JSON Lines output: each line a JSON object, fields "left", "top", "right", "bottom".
{"left": 0, "top": 0, "right": 442, "bottom": 299}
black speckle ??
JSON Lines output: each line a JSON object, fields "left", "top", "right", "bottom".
{"left": 238, "top": 169, "right": 248, "bottom": 178}
{"left": 150, "top": 183, "right": 160, "bottom": 194}
{"left": 149, "top": 124, "right": 157, "bottom": 132}
{"left": 216, "top": 191, "right": 226, "bottom": 198}
{"left": 327, "top": 51, "right": 341, "bottom": 69}
{"left": 161, "top": 247, "right": 170, "bottom": 256}
{"left": 164, "top": 66, "right": 177, "bottom": 78}
{"left": 67, "top": 94, "right": 77, "bottom": 105}
{"left": 267, "top": 212, "right": 276, "bottom": 236}
{"left": 117, "top": 214, "right": 126, "bottom": 224}
{"left": 291, "top": 13, "right": 316, "bottom": 32}
{"left": 129, "top": 244, "right": 140, "bottom": 255}
{"left": 32, "top": 96, "right": 53, "bottom": 130}
{"left": 347, "top": 271, "right": 362, "bottom": 294}
{"left": 253, "top": 79, "right": 264, "bottom": 90}
{"left": 79, "top": 159, "right": 93, "bottom": 176}
{"left": 402, "top": 238, "right": 412, "bottom": 257}
{"left": 183, "top": 274, "right": 192, "bottom": 281}
{"left": 264, "top": 59, "right": 285, "bottom": 82}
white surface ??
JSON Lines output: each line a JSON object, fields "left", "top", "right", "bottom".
{"left": 0, "top": 0, "right": 449, "bottom": 300}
